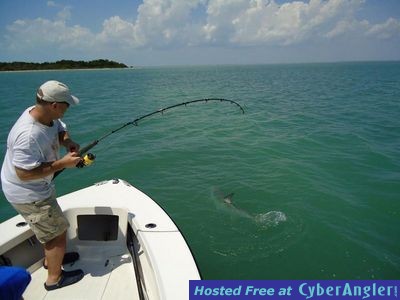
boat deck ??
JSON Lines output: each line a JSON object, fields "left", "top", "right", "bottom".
{"left": 23, "top": 251, "right": 139, "bottom": 300}
{"left": 1, "top": 180, "right": 201, "bottom": 299}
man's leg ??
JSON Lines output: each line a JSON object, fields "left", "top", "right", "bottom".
{"left": 12, "top": 198, "right": 83, "bottom": 290}
{"left": 43, "top": 230, "right": 84, "bottom": 291}
{"left": 44, "top": 231, "right": 66, "bottom": 285}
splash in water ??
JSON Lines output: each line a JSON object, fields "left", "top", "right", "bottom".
{"left": 254, "top": 211, "right": 287, "bottom": 227}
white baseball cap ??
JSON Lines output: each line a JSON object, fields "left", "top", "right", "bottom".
{"left": 37, "top": 80, "right": 79, "bottom": 106}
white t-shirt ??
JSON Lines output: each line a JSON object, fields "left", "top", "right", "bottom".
{"left": 1, "top": 106, "right": 67, "bottom": 204}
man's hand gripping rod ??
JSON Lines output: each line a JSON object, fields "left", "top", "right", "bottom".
{"left": 53, "top": 140, "right": 98, "bottom": 179}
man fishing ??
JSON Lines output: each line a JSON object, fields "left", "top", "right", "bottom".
{"left": 1, "top": 80, "right": 84, "bottom": 291}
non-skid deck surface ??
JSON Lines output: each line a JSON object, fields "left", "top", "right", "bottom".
{"left": 23, "top": 252, "right": 140, "bottom": 300}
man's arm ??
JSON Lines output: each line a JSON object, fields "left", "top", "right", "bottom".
{"left": 59, "top": 131, "right": 80, "bottom": 152}
{"left": 15, "top": 152, "right": 81, "bottom": 181}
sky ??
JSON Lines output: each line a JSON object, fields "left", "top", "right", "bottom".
{"left": 0, "top": 0, "right": 399, "bottom": 66}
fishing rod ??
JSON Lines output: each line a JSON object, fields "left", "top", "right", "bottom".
{"left": 54, "top": 98, "right": 244, "bottom": 178}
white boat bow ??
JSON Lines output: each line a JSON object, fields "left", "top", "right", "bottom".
{"left": 0, "top": 179, "right": 201, "bottom": 299}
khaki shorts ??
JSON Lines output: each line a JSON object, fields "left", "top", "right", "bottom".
{"left": 12, "top": 194, "right": 69, "bottom": 244}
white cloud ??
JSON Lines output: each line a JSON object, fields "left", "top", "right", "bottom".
{"left": 97, "top": 16, "right": 137, "bottom": 48}
{"left": 203, "top": 0, "right": 365, "bottom": 45}
{"left": 100, "top": 0, "right": 400, "bottom": 47}
{"left": 366, "top": 17, "right": 400, "bottom": 39}
{"left": 133, "top": 0, "right": 205, "bottom": 47}
{"left": 324, "top": 19, "right": 369, "bottom": 38}
{"left": 5, "top": 17, "right": 94, "bottom": 51}
{"left": 47, "top": 1, "right": 57, "bottom": 7}
{"left": 202, "top": 0, "right": 250, "bottom": 43}
{"left": 57, "top": 6, "right": 72, "bottom": 22}
{"left": 3, "top": 0, "right": 400, "bottom": 56}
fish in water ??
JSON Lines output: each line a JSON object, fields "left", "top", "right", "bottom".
{"left": 222, "top": 192, "right": 234, "bottom": 205}
{"left": 213, "top": 188, "right": 287, "bottom": 227}
{"left": 213, "top": 188, "right": 254, "bottom": 219}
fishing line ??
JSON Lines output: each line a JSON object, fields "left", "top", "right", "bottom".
{"left": 54, "top": 98, "right": 244, "bottom": 178}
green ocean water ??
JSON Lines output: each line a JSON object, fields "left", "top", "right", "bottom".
{"left": 0, "top": 62, "right": 399, "bottom": 279}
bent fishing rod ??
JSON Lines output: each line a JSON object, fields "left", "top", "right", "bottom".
{"left": 54, "top": 98, "right": 244, "bottom": 179}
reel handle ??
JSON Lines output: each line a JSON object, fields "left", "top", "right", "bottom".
{"left": 76, "top": 153, "right": 96, "bottom": 168}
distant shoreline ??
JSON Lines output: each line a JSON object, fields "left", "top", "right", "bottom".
{"left": 1, "top": 60, "right": 398, "bottom": 72}
{"left": 0, "top": 67, "right": 133, "bottom": 73}
{"left": 0, "top": 59, "right": 128, "bottom": 72}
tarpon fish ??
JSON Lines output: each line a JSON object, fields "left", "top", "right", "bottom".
{"left": 214, "top": 189, "right": 253, "bottom": 219}
{"left": 214, "top": 188, "right": 287, "bottom": 227}
{"left": 222, "top": 192, "right": 234, "bottom": 205}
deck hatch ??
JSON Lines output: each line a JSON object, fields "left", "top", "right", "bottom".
{"left": 77, "top": 215, "right": 119, "bottom": 241}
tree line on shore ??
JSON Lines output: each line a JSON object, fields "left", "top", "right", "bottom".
{"left": 0, "top": 59, "right": 128, "bottom": 71}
